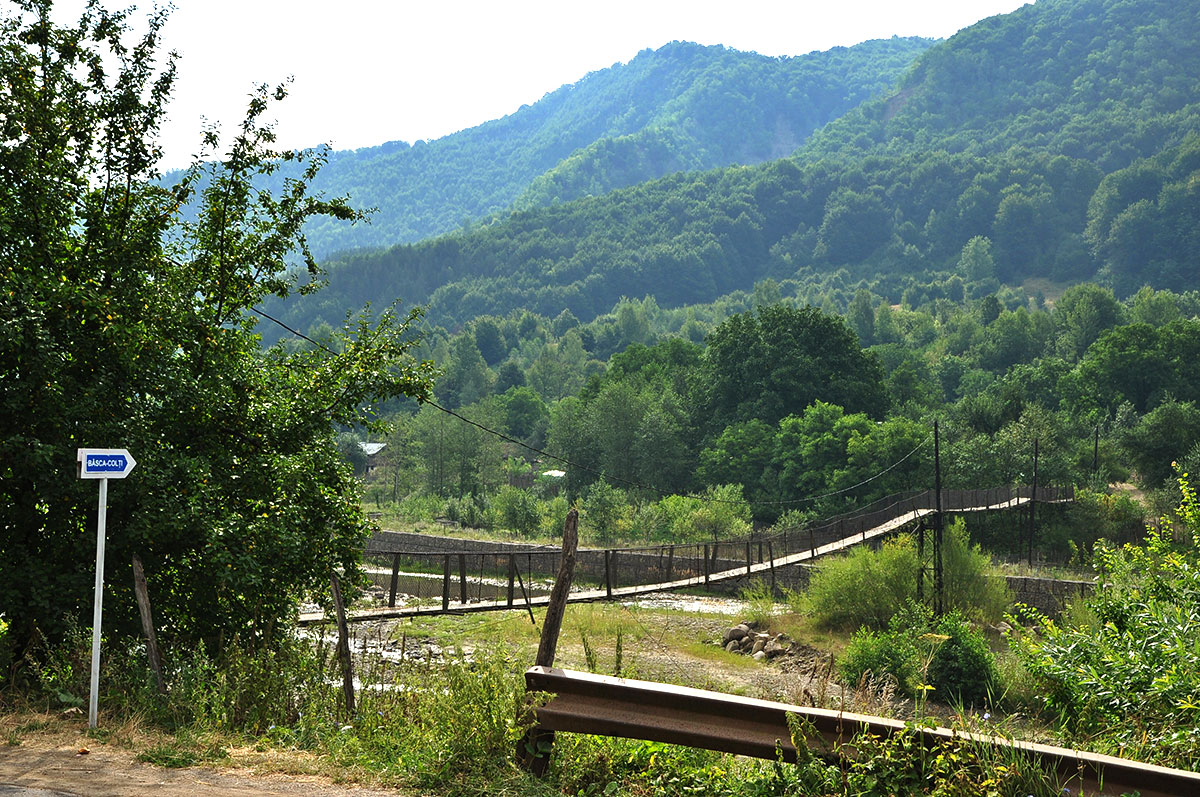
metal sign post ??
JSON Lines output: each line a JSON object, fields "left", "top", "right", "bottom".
{"left": 76, "top": 448, "right": 136, "bottom": 729}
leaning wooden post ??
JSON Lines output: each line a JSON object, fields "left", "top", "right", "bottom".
{"left": 131, "top": 554, "right": 165, "bottom": 695}
{"left": 330, "top": 573, "right": 355, "bottom": 716}
{"left": 536, "top": 508, "right": 578, "bottom": 668}
{"left": 521, "top": 508, "right": 579, "bottom": 776}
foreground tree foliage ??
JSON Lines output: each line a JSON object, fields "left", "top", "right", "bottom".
{"left": 0, "top": 1, "right": 434, "bottom": 656}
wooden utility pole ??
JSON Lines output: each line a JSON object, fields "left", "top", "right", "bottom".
{"left": 933, "top": 420, "right": 944, "bottom": 616}
{"left": 1028, "top": 438, "right": 1039, "bottom": 567}
{"left": 131, "top": 555, "right": 165, "bottom": 694}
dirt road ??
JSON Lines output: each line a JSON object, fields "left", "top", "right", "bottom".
{"left": 0, "top": 737, "right": 400, "bottom": 797}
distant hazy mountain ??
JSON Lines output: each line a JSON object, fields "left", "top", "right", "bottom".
{"left": 268, "top": 0, "right": 1200, "bottom": 335}
{"left": 288, "top": 37, "right": 933, "bottom": 257}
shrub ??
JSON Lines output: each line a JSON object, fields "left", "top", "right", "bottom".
{"left": 926, "top": 612, "right": 998, "bottom": 707}
{"left": 442, "top": 493, "right": 488, "bottom": 528}
{"left": 739, "top": 579, "right": 779, "bottom": 629}
{"left": 838, "top": 627, "right": 920, "bottom": 694}
{"left": 806, "top": 535, "right": 919, "bottom": 629}
{"left": 1008, "top": 473, "right": 1200, "bottom": 766}
{"left": 807, "top": 521, "right": 1011, "bottom": 630}
{"left": 941, "top": 520, "right": 1013, "bottom": 623}
{"left": 0, "top": 614, "right": 10, "bottom": 688}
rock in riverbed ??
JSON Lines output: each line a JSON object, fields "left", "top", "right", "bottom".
{"left": 719, "top": 621, "right": 792, "bottom": 661}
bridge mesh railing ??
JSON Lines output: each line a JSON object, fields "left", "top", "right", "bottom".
{"left": 362, "top": 485, "right": 1073, "bottom": 612}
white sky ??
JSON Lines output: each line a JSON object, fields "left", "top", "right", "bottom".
{"left": 55, "top": 0, "right": 1031, "bottom": 168}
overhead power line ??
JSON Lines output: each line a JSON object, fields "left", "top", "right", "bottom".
{"left": 250, "top": 305, "right": 932, "bottom": 508}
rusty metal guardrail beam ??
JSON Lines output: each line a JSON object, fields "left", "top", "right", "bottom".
{"left": 525, "top": 666, "right": 1200, "bottom": 797}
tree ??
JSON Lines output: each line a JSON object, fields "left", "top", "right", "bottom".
{"left": 699, "top": 304, "right": 889, "bottom": 432}
{"left": 1054, "top": 283, "right": 1123, "bottom": 360}
{"left": 847, "top": 288, "right": 876, "bottom": 346}
{"left": 957, "top": 235, "right": 995, "bottom": 282}
{"left": 0, "top": 3, "right": 434, "bottom": 655}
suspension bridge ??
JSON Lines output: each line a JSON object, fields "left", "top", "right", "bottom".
{"left": 298, "top": 485, "right": 1072, "bottom": 625}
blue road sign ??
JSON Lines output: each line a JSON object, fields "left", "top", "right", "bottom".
{"left": 77, "top": 448, "right": 137, "bottom": 480}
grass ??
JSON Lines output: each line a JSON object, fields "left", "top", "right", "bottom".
{"left": 0, "top": 580, "right": 1114, "bottom": 796}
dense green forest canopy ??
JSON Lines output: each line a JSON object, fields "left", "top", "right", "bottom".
{"left": 232, "top": 36, "right": 931, "bottom": 258}
{"left": 264, "top": 0, "right": 1200, "bottom": 337}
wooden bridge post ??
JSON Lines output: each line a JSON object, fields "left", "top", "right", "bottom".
{"left": 703, "top": 544, "right": 710, "bottom": 584}
{"left": 458, "top": 553, "right": 468, "bottom": 605}
{"left": 666, "top": 545, "right": 674, "bottom": 582}
{"left": 767, "top": 542, "right": 776, "bottom": 594}
{"left": 605, "top": 550, "right": 613, "bottom": 599}
{"left": 933, "top": 420, "right": 944, "bottom": 616}
{"left": 442, "top": 555, "right": 451, "bottom": 612}
{"left": 507, "top": 555, "right": 516, "bottom": 608}
{"left": 745, "top": 540, "right": 752, "bottom": 575}
{"left": 388, "top": 553, "right": 401, "bottom": 608}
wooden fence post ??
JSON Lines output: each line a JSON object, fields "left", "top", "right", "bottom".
{"left": 330, "top": 573, "right": 355, "bottom": 716}
{"left": 605, "top": 550, "right": 613, "bottom": 599}
{"left": 442, "top": 555, "right": 451, "bottom": 612}
{"left": 131, "top": 554, "right": 165, "bottom": 695}
{"left": 666, "top": 545, "right": 674, "bottom": 582}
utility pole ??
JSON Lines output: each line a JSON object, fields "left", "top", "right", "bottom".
{"left": 933, "top": 420, "right": 944, "bottom": 616}
{"left": 1028, "top": 438, "right": 1039, "bottom": 568}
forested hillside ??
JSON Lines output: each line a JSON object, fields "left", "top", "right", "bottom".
{"left": 265, "top": 0, "right": 1200, "bottom": 334}
{"left": 267, "top": 37, "right": 930, "bottom": 256}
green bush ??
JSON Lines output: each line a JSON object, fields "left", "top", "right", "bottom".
{"left": 1009, "top": 474, "right": 1200, "bottom": 767}
{"left": 806, "top": 535, "right": 919, "bottom": 629}
{"left": 807, "top": 521, "right": 1011, "bottom": 630}
{"left": 926, "top": 612, "right": 998, "bottom": 707}
{"left": 0, "top": 614, "right": 10, "bottom": 688}
{"left": 442, "top": 493, "right": 489, "bottom": 528}
{"left": 838, "top": 626, "right": 921, "bottom": 694}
